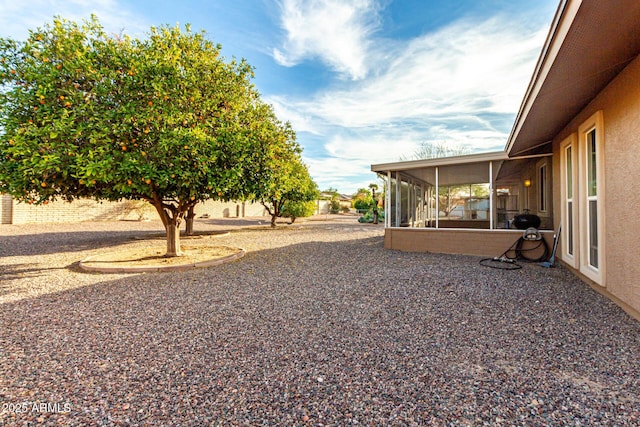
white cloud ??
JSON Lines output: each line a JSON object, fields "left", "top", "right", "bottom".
{"left": 266, "top": 95, "right": 324, "bottom": 135}
{"left": 272, "top": 0, "right": 381, "bottom": 80}
{"left": 323, "top": 132, "right": 419, "bottom": 163}
{"left": 0, "top": 0, "right": 148, "bottom": 40}
{"left": 300, "top": 16, "right": 547, "bottom": 128}
{"left": 273, "top": 11, "right": 551, "bottom": 192}
{"left": 304, "top": 154, "right": 377, "bottom": 193}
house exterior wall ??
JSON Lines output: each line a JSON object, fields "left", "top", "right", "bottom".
{"left": 552, "top": 54, "right": 640, "bottom": 316}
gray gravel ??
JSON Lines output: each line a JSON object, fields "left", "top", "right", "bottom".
{"left": 1, "top": 216, "right": 640, "bottom": 426}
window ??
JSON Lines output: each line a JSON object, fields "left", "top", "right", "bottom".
{"left": 586, "top": 129, "right": 598, "bottom": 268}
{"left": 578, "top": 111, "right": 605, "bottom": 285}
{"left": 537, "top": 161, "right": 548, "bottom": 213}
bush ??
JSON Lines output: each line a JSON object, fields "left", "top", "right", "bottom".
{"left": 353, "top": 198, "right": 373, "bottom": 211}
{"left": 329, "top": 199, "right": 341, "bottom": 214}
{"left": 282, "top": 200, "right": 316, "bottom": 223}
{"left": 358, "top": 209, "right": 385, "bottom": 223}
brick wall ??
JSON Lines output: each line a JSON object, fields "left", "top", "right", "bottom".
{"left": 1, "top": 196, "right": 270, "bottom": 224}
{"left": 1, "top": 194, "right": 13, "bottom": 224}
{"left": 194, "top": 200, "right": 268, "bottom": 218}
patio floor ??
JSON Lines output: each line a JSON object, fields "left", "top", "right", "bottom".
{"left": 1, "top": 217, "right": 639, "bottom": 425}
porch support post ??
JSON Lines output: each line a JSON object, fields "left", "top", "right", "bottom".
{"left": 435, "top": 166, "right": 439, "bottom": 229}
{"left": 408, "top": 181, "right": 413, "bottom": 227}
{"left": 420, "top": 183, "right": 425, "bottom": 226}
{"left": 386, "top": 170, "right": 391, "bottom": 228}
{"left": 489, "top": 161, "right": 494, "bottom": 229}
{"left": 395, "top": 172, "right": 401, "bottom": 227}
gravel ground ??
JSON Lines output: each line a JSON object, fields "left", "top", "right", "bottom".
{"left": 1, "top": 216, "right": 640, "bottom": 426}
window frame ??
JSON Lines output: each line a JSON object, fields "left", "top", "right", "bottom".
{"left": 578, "top": 111, "right": 605, "bottom": 285}
{"left": 560, "top": 134, "right": 577, "bottom": 268}
{"left": 536, "top": 159, "right": 549, "bottom": 215}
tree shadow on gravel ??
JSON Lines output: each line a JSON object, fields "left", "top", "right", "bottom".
{"left": 0, "top": 262, "right": 68, "bottom": 281}
{"left": 1, "top": 235, "right": 640, "bottom": 425}
{"left": 0, "top": 229, "right": 162, "bottom": 257}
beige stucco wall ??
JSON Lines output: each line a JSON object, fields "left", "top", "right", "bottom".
{"left": 552, "top": 54, "right": 640, "bottom": 316}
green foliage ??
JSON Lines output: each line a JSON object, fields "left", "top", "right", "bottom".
{"left": 329, "top": 198, "right": 341, "bottom": 214}
{"left": 358, "top": 209, "right": 385, "bottom": 223}
{"left": 0, "top": 16, "right": 295, "bottom": 255}
{"left": 253, "top": 140, "right": 319, "bottom": 226}
{"left": 352, "top": 196, "right": 375, "bottom": 211}
{"left": 319, "top": 188, "right": 341, "bottom": 214}
{"left": 353, "top": 198, "right": 373, "bottom": 211}
{"left": 322, "top": 187, "right": 338, "bottom": 197}
{"left": 282, "top": 199, "right": 316, "bottom": 223}
{"left": 438, "top": 184, "right": 489, "bottom": 217}
{"left": 234, "top": 95, "right": 319, "bottom": 226}
{"left": 353, "top": 185, "right": 381, "bottom": 211}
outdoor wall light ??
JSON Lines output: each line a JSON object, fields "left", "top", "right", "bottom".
{"left": 524, "top": 179, "right": 532, "bottom": 187}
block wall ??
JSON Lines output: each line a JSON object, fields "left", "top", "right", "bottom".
{"left": 1, "top": 196, "right": 270, "bottom": 224}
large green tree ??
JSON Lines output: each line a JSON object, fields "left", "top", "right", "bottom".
{"left": 259, "top": 158, "right": 318, "bottom": 227}
{"left": 229, "top": 100, "right": 319, "bottom": 227}
{"left": 0, "top": 17, "right": 274, "bottom": 256}
{"left": 250, "top": 119, "right": 318, "bottom": 226}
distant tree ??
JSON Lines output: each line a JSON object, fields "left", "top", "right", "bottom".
{"left": 244, "top": 107, "right": 319, "bottom": 227}
{"left": 438, "top": 184, "right": 490, "bottom": 218}
{"left": 369, "top": 183, "right": 379, "bottom": 224}
{"left": 438, "top": 185, "right": 467, "bottom": 217}
{"left": 258, "top": 159, "right": 319, "bottom": 227}
{"left": 329, "top": 197, "right": 341, "bottom": 214}
{"left": 282, "top": 199, "right": 316, "bottom": 224}
{"left": 401, "top": 141, "right": 471, "bottom": 161}
{"left": 352, "top": 187, "right": 372, "bottom": 211}
{"left": 322, "top": 187, "right": 339, "bottom": 197}
{"left": 0, "top": 17, "right": 276, "bottom": 256}
{"left": 319, "top": 188, "right": 341, "bottom": 214}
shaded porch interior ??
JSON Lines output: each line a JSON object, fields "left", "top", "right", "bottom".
{"left": 373, "top": 152, "right": 554, "bottom": 231}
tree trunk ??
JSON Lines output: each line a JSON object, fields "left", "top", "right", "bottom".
{"left": 166, "top": 219, "right": 183, "bottom": 257}
{"left": 373, "top": 208, "right": 379, "bottom": 224}
{"left": 151, "top": 199, "right": 184, "bottom": 257}
{"left": 185, "top": 205, "right": 195, "bottom": 236}
{"left": 262, "top": 200, "right": 280, "bottom": 227}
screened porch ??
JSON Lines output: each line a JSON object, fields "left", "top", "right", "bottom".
{"left": 372, "top": 151, "right": 554, "bottom": 231}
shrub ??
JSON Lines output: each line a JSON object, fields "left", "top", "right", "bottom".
{"left": 358, "top": 209, "right": 385, "bottom": 223}
{"left": 282, "top": 200, "right": 317, "bottom": 223}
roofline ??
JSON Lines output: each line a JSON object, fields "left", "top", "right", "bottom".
{"left": 371, "top": 150, "right": 508, "bottom": 172}
{"left": 505, "top": 0, "right": 580, "bottom": 154}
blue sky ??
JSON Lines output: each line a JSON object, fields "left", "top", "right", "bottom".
{"left": 0, "top": 0, "right": 558, "bottom": 194}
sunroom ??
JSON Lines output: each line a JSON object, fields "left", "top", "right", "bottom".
{"left": 371, "top": 151, "right": 555, "bottom": 257}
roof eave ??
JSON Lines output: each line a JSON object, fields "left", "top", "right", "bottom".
{"left": 371, "top": 151, "right": 508, "bottom": 173}
{"left": 505, "top": 0, "right": 578, "bottom": 155}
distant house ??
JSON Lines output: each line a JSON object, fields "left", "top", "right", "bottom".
{"left": 371, "top": 0, "right": 640, "bottom": 319}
